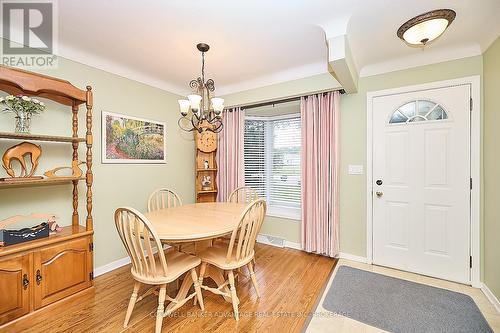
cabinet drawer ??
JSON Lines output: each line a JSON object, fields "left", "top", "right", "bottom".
{"left": 0, "top": 253, "right": 32, "bottom": 325}
{"left": 34, "top": 237, "right": 92, "bottom": 309}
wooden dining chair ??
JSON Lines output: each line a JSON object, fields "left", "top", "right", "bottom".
{"left": 148, "top": 188, "right": 188, "bottom": 253}
{"left": 114, "top": 207, "right": 204, "bottom": 333}
{"left": 228, "top": 186, "right": 259, "bottom": 204}
{"left": 227, "top": 186, "right": 260, "bottom": 268}
{"left": 197, "top": 199, "right": 267, "bottom": 321}
{"left": 147, "top": 188, "right": 183, "bottom": 212}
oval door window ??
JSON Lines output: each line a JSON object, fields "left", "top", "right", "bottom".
{"left": 389, "top": 100, "right": 448, "bottom": 124}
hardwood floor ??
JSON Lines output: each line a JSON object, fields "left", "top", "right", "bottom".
{"left": 3, "top": 244, "right": 336, "bottom": 333}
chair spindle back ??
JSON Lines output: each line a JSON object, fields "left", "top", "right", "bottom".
{"left": 228, "top": 186, "right": 259, "bottom": 204}
{"left": 148, "top": 188, "right": 183, "bottom": 212}
{"left": 226, "top": 199, "right": 267, "bottom": 263}
{"left": 115, "top": 207, "right": 168, "bottom": 279}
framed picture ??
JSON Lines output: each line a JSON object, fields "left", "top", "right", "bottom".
{"left": 102, "top": 111, "right": 166, "bottom": 164}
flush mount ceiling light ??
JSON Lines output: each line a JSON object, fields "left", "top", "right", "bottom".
{"left": 397, "top": 9, "right": 456, "bottom": 47}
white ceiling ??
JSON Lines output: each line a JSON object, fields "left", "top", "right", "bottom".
{"left": 49, "top": 0, "right": 500, "bottom": 95}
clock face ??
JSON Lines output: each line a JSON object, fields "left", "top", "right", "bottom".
{"left": 197, "top": 131, "right": 217, "bottom": 152}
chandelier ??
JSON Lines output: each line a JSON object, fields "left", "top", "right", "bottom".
{"left": 177, "top": 43, "right": 224, "bottom": 133}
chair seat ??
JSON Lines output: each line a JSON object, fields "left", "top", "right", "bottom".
{"left": 197, "top": 244, "right": 254, "bottom": 270}
{"left": 132, "top": 250, "right": 201, "bottom": 284}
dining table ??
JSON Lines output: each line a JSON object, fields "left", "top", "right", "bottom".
{"left": 144, "top": 201, "right": 247, "bottom": 310}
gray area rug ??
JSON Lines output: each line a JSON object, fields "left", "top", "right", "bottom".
{"left": 322, "top": 266, "right": 493, "bottom": 333}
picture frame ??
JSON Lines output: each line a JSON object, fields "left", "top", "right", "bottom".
{"left": 101, "top": 111, "right": 166, "bottom": 164}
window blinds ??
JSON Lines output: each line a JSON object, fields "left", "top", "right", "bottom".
{"left": 244, "top": 116, "right": 301, "bottom": 211}
{"left": 244, "top": 119, "right": 267, "bottom": 198}
{"left": 269, "top": 117, "right": 301, "bottom": 209}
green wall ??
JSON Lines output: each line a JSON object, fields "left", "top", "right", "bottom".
{"left": 223, "top": 73, "right": 340, "bottom": 107}
{"left": 0, "top": 56, "right": 195, "bottom": 268}
{"left": 223, "top": 56, "right": 484, "bottom": 257}
{"left": 483, "top": 36, "right": 500, "bottom": 299}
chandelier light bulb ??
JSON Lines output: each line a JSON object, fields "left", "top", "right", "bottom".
{"left": 211, "top": 97, "right": 224, "bottom": 114}
{"left": 178, "top": 99, "right": 190, "bottom": 116}
{"left": 187, "top": 94, "right": 202, "bottom": 111}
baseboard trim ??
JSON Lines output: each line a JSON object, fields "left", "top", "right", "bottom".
{"left": 94, "top": 256, "right": 130, "bottom": 277}
{"left": 481, "top": 283, "right": 500, "bottom": 314}
{"left": 284, "top": 240, "right": 302, "bottom": 250}
{"left": 256, "top": 234, "right": 302, "bottom": 251}
{"left": 337, "top": 252, "right": 368, "bottom": 263}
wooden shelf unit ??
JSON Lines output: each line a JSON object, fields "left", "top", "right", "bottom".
{"left": 0, "top": 65, "right": 94, "bottom": 328}
{"left": 0, "top": 132, "right": 85, "bottom": 143}
{"left": 194, "top": 122, "right": 218, "bottom": 203}
{"left": 0, "top": 177, "right": 86, "bottom": 189}
{"left": 198, "top": 189, "right": 218, "bottom": 193}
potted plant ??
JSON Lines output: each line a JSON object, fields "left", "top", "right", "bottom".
{"left": 1, "top": 95, "right": 45, "bottom": 133}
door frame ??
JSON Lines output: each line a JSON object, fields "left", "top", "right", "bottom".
{"left": 366, "top": 76, "right": 481, "bottom": 287}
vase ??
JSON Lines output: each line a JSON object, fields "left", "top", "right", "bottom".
{"left": 15, "top": 112, "right": 32, "bottom": 133}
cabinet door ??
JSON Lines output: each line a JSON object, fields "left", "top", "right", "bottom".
{"left": 0, "top": 253, "right": 32, "bottom": 325}
{"left": 33, "top": 237, "right": 92, "bottom": 309}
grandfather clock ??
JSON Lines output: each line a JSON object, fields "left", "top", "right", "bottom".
{"left": 194, "top": 124, "right": 218, "bottom": 202}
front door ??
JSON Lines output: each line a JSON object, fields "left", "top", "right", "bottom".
{"left": 372, "top": 84, "right": 470, "bottom": 284}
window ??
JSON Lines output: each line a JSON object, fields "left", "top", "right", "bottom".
{"left": 244, "top": 119, "right": 266, "bottom": 198}
{"left": 244, "top": 115, "right": 301, "bottom": 219}
{"left": 389, "top": 100, "right": 448, "bottom": 124}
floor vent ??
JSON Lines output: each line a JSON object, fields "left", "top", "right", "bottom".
{"left": 258, "top": 234, "right": 285, "bottom": 248}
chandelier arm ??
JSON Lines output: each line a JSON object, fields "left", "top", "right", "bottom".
{"left": 211, "top": 121, "right": 223, "bottom": 133}
{"left": 210, "top": 117, "right": 223, "bottom": 130}
{"left": 192, "top": 111, "right": 201, "bottom": 121}
{"left": 191, "top": 116, "right": 202, "bottom": 133}
{"left": 205, "top": 79, "right": 215, "bottom": 92}
{"left": 177, "top": 117, "right": 197, "bottom": 132}
{"left": 206, "top": 112, "right": 217, "bottom": 123}
{"left": 189, "top": 79, "right": 200, "bottom": 91}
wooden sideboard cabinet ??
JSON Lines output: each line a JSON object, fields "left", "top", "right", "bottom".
{"left": 33, "top": 236, "right": 93, "bottom": 309}
{"left": 0, "top": 253, "right": 32, "bottom": 325}
{"left": 0, "top": 65, "right": 94, "bottom": 328}
{"left": 0, "top": 232, "right": 93, "bottom": 326}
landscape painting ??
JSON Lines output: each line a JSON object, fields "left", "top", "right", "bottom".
{"left": 102, "top": 111, "right": 166, "bottom": 163}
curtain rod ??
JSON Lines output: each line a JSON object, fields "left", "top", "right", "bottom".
{"left": 230, "top": 88, "right": 345, "bottom": 111}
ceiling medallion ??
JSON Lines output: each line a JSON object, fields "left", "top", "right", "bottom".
{"left": 177, "top": 43, "right": 224, "bottom": 133}
{"left": 397, "top": 9, "right": 456, "bottom": 47}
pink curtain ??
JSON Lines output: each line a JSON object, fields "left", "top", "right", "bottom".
{"left": 300, "top": 91, "right": 340, "bottom": 257}
{"left": 216, "top": 107, "right": 245, "bottom": 202}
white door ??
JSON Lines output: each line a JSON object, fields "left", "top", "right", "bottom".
{"left": 372, "top": 84, "right": 471, "bottom": 284}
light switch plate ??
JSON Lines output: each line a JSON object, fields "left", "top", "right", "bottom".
{"left": 348, "top": 164, "right": 364, "bottom": 175}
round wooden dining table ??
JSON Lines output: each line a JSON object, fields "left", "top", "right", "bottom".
{"left": 144, "top": 202, "right": 246, "bottom": 243}
{"left": 144, "top": 202, "right": 247, "bottom": 308}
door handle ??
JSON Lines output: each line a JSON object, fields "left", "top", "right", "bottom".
{"left": 36, "top": 270, "right": 42, "bottom": 285}
{"left": 22, "top": 274, "right": 29, "bottom": 290}
{"left": 375, "top": 191, "right": 383, "bottom": 197}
